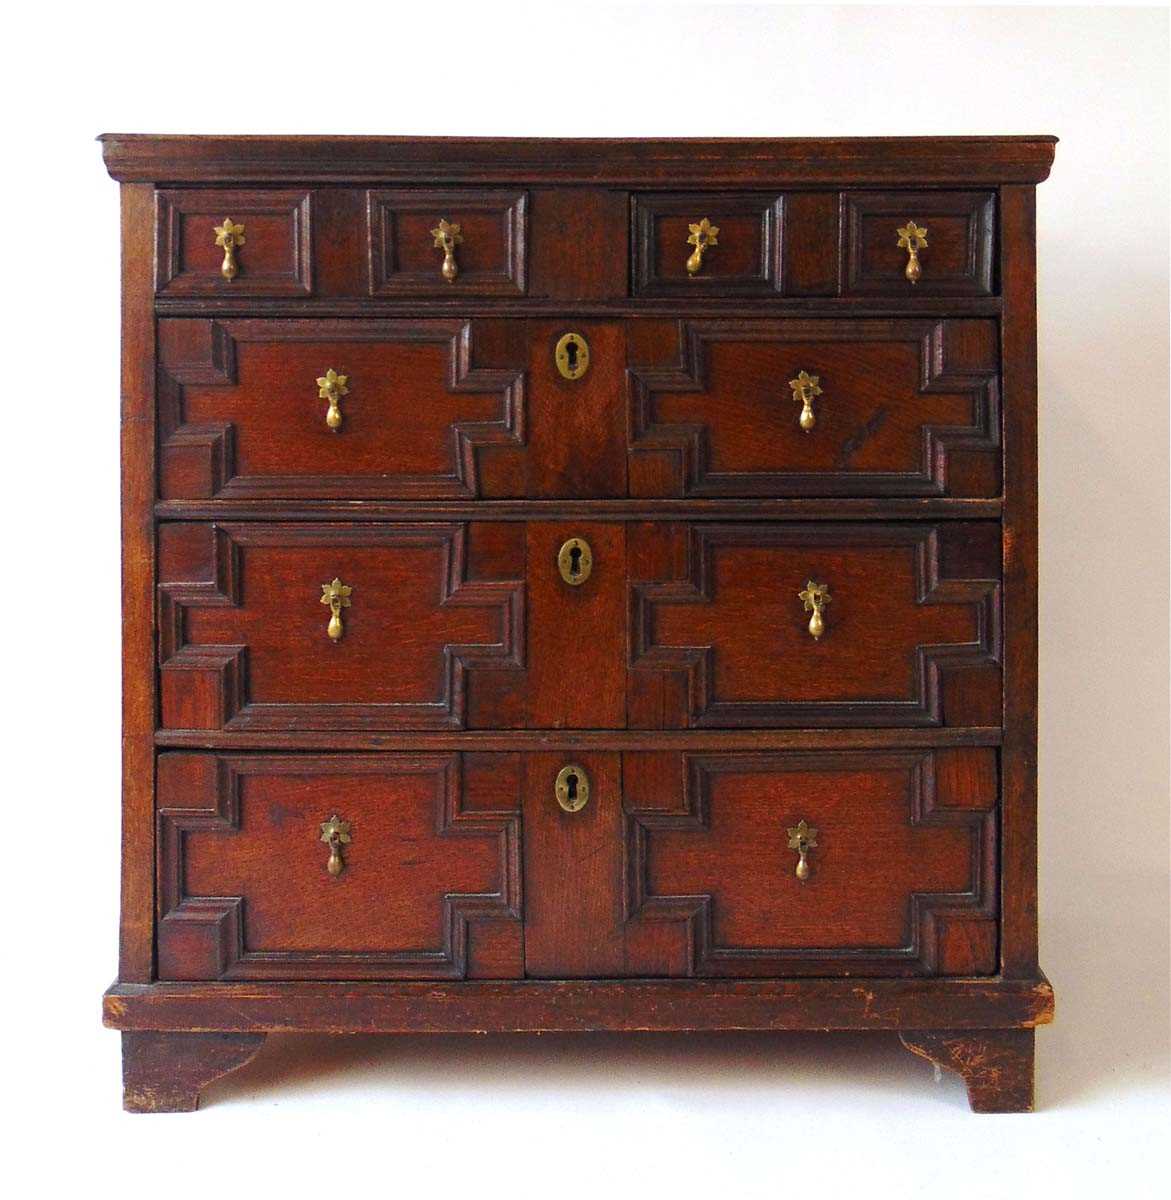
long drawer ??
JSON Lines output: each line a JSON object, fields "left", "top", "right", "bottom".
{"left": 157, "top": 317, "right": 1000, "bottom": 501}
{"left": 157, "top": 520, "right": 1001, "bottom": 732}
{"left": 156, "top": 749, "right": 997, "bottom": 982}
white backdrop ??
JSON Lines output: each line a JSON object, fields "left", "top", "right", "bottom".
{"left": 2, "top": 4, "right": 1167, "bottom": 1196}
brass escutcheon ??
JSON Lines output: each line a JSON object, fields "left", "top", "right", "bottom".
{"left": 554, "top": 331, "right": 590, "bottom": 380}
{"left": 557, "top": 537, "right": 593, "bottom": 586}
{"left": 320, "top": 814, "right": 352, "bottom": 878}
{"left": 554, "top": 763, "right": 590, "bottom": 813}
{"left": 896, "top": 220, "right": 928, "bottom": 284}
{"left": 213, "top": 217, "right": 245, "bottom": 281}
{"left": 786, "top": 819, "right": 818, "bottom": 881}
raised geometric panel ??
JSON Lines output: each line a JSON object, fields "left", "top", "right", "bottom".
{"left": 157, "top": 319, "right": 525, "bottom": 500}
{"left": 629, "top": 522, "right": 1001, "bottom": 728}
{"left": 157, "top": 752, "right": 523, "bottom": 981}
{"left": 156, "top": 188, "right": 313, "bottom": 297}
{"left": 367, "top": 189, "right": 527, "bottom": 296}
{"left": 623, "top": 749, "right": 997, "bottom": 977}
{"left": 842, "top": 190, "right": 995, "bottom": 297}
{"left": 627, "top": 319, "right": 1000, "bottom": 498}
{"left": 630, "top": 192, "right": 782, "bottom": 297}
{"left": 158, "top": 522, "right": 525, "bottom": 731}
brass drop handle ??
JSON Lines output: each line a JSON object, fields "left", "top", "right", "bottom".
{"left": 557, "top": 537, "right": 593, "bottom": 586}
{"left": 317, "top": 369, "right": 349, "bottom": 431}
{"left": 896, "top": 221, "right": 928, "bottom": 284}
{"left": 555, "top": 763, "right": 590, "bottom": 813}
{"left": 798, "top": 580, "right": 831, "bottom": 640}
{"left": 787, "top": 820, "right": 818, "bottom": 881}
{"left": 789, "top": 371, "right": 823, "bottom": 432}
{"left": 320, "top": 815, "right": 352, "bottom": 877}
{"left": 213, "top": 218, "right": 245, "bottom": 281}
{"left": 686, "top": 217, "right": 719, "bottom": 275}
{"left": 431, "top": 218, "right": 463, "bottom": 283}
{"left": 320, "top": 577, "right": 353, "bottom": 641}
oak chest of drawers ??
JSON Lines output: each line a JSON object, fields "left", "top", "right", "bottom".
{"left": 101, "top": 134, "right": 1055, "bottom": 1112}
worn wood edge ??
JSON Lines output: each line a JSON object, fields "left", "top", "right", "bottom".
{"left": 899, "top": 1028, "right": 1036, "bottom": 1113}
{"left": 122, "top": 1031, "right": 267, "bottom": 1113}
{"left": 99, "top": 134, "right": 1057, "bottom": 184}
{"left": 153, "top": 727, "right": 1004, "bottom": 751}
{"left": 104, "top": 975, "right": 1054, "bottom": 1034}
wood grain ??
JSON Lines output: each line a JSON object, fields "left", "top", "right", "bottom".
{"left": 105, "top": 133, "right": 1053, "bottom": 1112}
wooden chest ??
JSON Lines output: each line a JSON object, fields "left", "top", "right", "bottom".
{"left": 101, "top": 134, "right": 1055, "bottom": 1112}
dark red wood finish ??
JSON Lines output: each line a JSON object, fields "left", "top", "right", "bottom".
{"left": 627, "top": 318, "right": 1000, "bottom": 498}
{"left": 628, "top": 522, "right": 1001, "bottom": 729}
{"left": 102, "top": 134, "right": 1054, "bottom": 1114}
{"left": 157, "top": 753, "right": 522, "bottom": 980}
{"left": 156, "top": 189, "right": 312, "bottom": 297}
{"left": 842, "top": 191, "right": 996, "bottom": 297}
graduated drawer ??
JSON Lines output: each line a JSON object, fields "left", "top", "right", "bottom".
{"left": 158, "top": 520, "right": 1000, "bottom": 733}
{"left": 155, "top": 748, "right": 997, "bottom": 982}
{"left": 159, "top": 317, "right": 998, "bottom": 501}
{"left": 155, "top": 187, "right": 526, "bottom": 298}
{"left": 631, "top": 190, "right": 995, "bottom": 297}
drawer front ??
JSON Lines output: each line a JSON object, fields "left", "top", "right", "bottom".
{"left": 627, "top": 318, "right": 1000, "bottom": 498}
{"left": 156, "top": 752, "right": 523, "bottom": 980}
{"left": 632, "top": 192, "right": 781, "bottom": 296}
{"left": 629, "top": 522, "right": 1002, "bottom": 728}
{"left": 368, "top": 188, "right": 526, "bottom": 295}
{"left": 156, "top": 189, "right": 312, "bottom": 297}
{"left": 158, "top": 748, "right": 996, "bottom": 982}
{"left": 159, "top": 316, "right": 997, "bottom": 502}
{"left": 522, "top": 748, "right": 998, "bottom": 978}
{"left": 843, "top": 191, "right": 995, "bottom": 296}
{"left": 159, "top": 520, "right": 999, "bottom": 732}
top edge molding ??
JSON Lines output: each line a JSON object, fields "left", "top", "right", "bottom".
{"left": 99, "top": 134, "right": 1058, "bottom": 185}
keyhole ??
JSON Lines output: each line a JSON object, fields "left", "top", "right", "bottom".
{"left": 565, "top": 772, "right": 578, "bottom": 802}
{"left": 568, "top": 544, "right": 582, "bottom": 578}
{"left": 564, "top": 338, "right": 579, "bottom": 372}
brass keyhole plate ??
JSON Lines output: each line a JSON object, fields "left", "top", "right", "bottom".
{"left": 554, "top": 331, "right": 590, "bottom": 380}
{"left": 557, "top": 536, "right": 593, "bottom": 586}
{"left": 554, "top": 763, "right": 590, "bottom": 813}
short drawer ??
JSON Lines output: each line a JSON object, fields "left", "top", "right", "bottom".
{"left": 156, "top": 752, "right": 523, "bottom": 980}
{"left": 632, "top": 192, "right": 782, "bottom": 296}
{"left": 843, "top": 190, "right": 995, "bottom": 296}
{"left": 367, "top": 188, "right": 527, "bottom": 295}
{"left": 616, "top": 748, "right": 998, "bottom": 977}
{"left": 156, "top": 188, "right": 313, "bottom": 297}
{"left": 628, "top": 317, "right": 1001, "bottom": 498}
